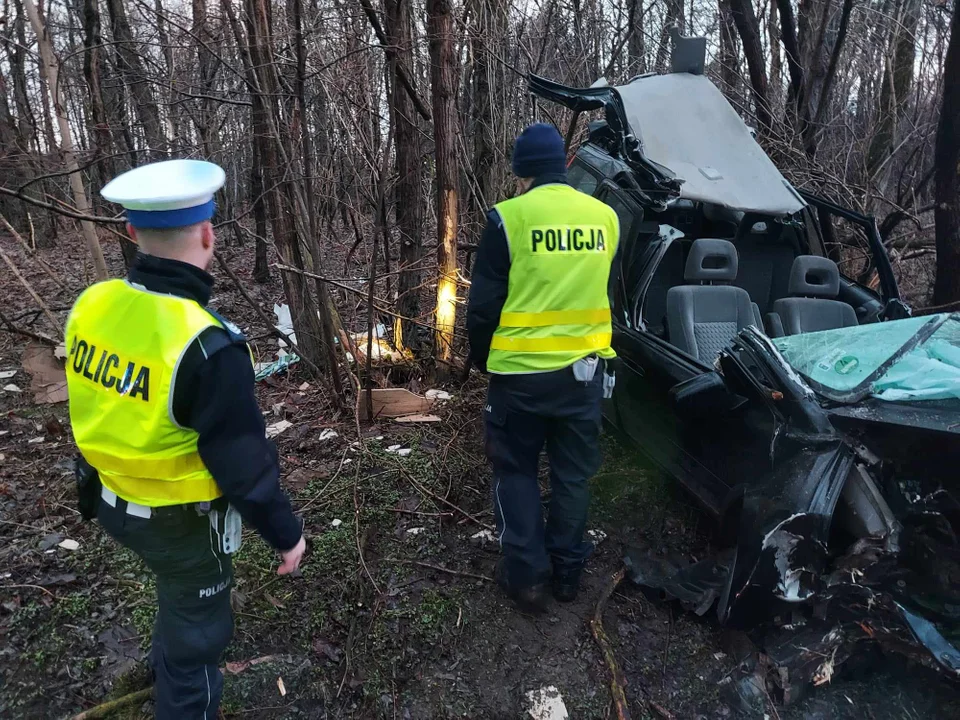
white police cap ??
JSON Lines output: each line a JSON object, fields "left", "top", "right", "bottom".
{"left": 101, "top": 159, "right": 226, "bottom": 229}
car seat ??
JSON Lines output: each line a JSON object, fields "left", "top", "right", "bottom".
{"left": 666, "top": 239, "right": 760, "bottom": 362}
{"left": 768, "top": 256, "right": 858, "bottom": 336}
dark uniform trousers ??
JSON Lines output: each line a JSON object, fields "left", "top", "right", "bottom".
{"left": 484, "top": 365, "right": 603, "bottom": 588}
{"left": 98, "top": 497, "right": 233, "bottom": 719}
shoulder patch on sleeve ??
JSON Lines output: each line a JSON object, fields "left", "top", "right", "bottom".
{"left": 205, "top": 308, "right": 248, "bottom": 343}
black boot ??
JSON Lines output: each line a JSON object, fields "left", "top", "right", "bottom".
{"left": 552, "top": 566, "right": 583, "bottom": 602}
{"left": 496, "top": 561, "right": 548, "bottom": 614}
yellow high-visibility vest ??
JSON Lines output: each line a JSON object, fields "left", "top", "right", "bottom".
{"left": 487, "top": 183, "right": 620, "bottom": 374}
{"left": 65, "top": 279, "right": 233, "bottom": 506}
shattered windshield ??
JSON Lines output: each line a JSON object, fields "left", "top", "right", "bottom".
{"left": 770, "top": 314, "right": 960, "bottom": 403}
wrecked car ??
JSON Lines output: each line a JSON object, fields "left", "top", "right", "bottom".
{"left": 531, "top": 35, "right": 960, "bottom": 699}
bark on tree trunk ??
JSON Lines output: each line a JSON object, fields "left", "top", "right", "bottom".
{"left": 427, "top": 0, "right": 460, "bottom": 371}
{"left": 105, "top": 0, "right": 167, "bottom": 158}
{"left": 933, "top": 4, "right": 960, "bottom": 305}
{"left": 24, "top": 0, "right": 108, "bottom": 281}
{"left": 627, "top": 0, "right": 645, "bottom": 76}
{"left": 246, "top": 0, "right": 329, "bottom": 375}
{"left": 385, "top": 0, "right": 425, "bottom": 352}
{"left": 82, "top": 0, "right": 137, "bottom": 268}
{"left": 718, "top": 0, "right": 739, "bottom": 92}
{"left": 728, "top": 0, "right": 772, "bottom": 132}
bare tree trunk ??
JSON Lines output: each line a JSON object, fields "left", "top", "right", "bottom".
{"left": 191, "top": 0, "right": 218, "bottom": 158}
{"left": 23, "top": 0, "right": 108, "bottom": 281}
{"left": 933, "top": 3, "right": 960, "bottom": 305}
{"left": 386, "top": 0, "right": 425, "bottom": 351}
{"left": 718, "top": 0, "right": 740, "bottom": 92}
{"left": 627, "top": 0, "right": 645, "bottom": 75}
{"left": 728, "top": 0, "right": 772, "bottom": 132}
{"left": 776, "top": 0, "right": 807, "bottom": 126}
{"left": 221, "top": 0, "right": 270, "bottom": 281}
{"left": 105, "top": 0, "right": 167, "bottom": 158}
{"left": 867, "top": 0, "right": 921, "bottom": 179}
{"left": 427, "top": 0, "right": 460, "bottom": 371}
{"left": 82, "top": 0, "right": 136, "bottom": 268}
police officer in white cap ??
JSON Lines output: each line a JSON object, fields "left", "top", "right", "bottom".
{"left": 64, "top": 160, "right": 306, "bottom": 718}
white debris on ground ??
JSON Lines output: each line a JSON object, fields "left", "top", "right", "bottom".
{"left": 525, "top": 685, "right": 569, "bottom": 720}
{"left": 587, "top": 529, "right": 608, "bottom": 545}
{"left": 471, "top": 529, "right": 496, "bottom": 545}
{"left": 406, "top": 527, "right": 426, "bottom": 536}
{"left": 2, "top": 384, "right": 21, "bottom": 393}
{"left": 396, "top": 448, "right": 412, "bottom": 457}
{"left": 273, "top": 303, "right": 296, "bottom": 348}
{"left": 331, "top": 519, "right": 343, "bottom": 528}
{"left": 318, "top": 429, "right": 338, "bottom": 442}
{"left": 57, "top": 539, "right": 80, "bottom": 551}
{"left": 0, "top": 370, "right": 16, "bottom": 380}
{"left": 386, "top": 445, "right": 402, "bottom": 453}
{"left": 265, "top": 420, "right": 293, "bottom": 439}
{"left": 425, "top": 389, "right": 451, "bottom": 401}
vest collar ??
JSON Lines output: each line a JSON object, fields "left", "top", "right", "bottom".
{"left": 128, "top": 253, "right": 213, "bottom": 306}
{"left": 529, "top": 173, "right": 569, "bottom": 191}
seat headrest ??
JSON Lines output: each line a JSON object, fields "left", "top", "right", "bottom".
{"left": 788, "top": 256, "right": 840, "bottom": 298}
{"left": 684, "top": 238, "right": 739, "bottom": 282}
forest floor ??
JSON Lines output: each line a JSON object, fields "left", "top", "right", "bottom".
{"left": 1, "top": 234, "right": 959, "bottom": 719}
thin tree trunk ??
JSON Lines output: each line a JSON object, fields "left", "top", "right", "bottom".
{"left": 386, "top": 0, "right": 425, "bottom": 351}
{"left": 627, "top": 0, "right": 645, "bottom": 75}
{"left": 105, "top": 0, "right": 167, "bottom": 158}
{"left": 82, "top": 0, "right": 136, "bottom": 268}
{"left": 23, "top": 0, "right": 108, "bottom": 281}
{"left": 729, "top": 0, "right": 772, "bottom": 132}
{"left": 718, "top": 0, "right": 739, "bottom": 92}
{"left": 933, "top": 4, "right": 960, "bottom": 304}
{"left": 427, "top": 0, "right": 460, "bottom": 372}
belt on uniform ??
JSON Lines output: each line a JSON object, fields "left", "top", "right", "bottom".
{"left": 100, "top": 486, "right": 153, "bottom": 519}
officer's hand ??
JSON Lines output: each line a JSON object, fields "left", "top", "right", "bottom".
{"left": 278, "top": 535, "right": 306, "bottom": 575}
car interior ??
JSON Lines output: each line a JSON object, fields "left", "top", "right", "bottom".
{"left": 607, "top": 195, "right": 864, "bottom": 363}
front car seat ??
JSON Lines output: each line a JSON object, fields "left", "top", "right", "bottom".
{"left": 771, "top": 256, "right": 858, "bottom": 336}
{"left": 666, "top": 239, "right": 757, "bottom": 362}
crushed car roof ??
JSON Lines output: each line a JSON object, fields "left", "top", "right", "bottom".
{"left": 615, "top": 73, "right": 806, "bottom": 216}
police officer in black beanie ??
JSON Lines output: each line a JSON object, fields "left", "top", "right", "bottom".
{"left": 467, "top": 124, "right": 620, "bottom": 613}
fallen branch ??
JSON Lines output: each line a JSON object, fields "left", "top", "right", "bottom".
{"left": 590, "top": 567, "right": 632, "bottom": 720}
{"left": 0, "top": 310, "right": 58, "bottom": 345}
{"left": 0, "top": 186, "right": 124, "bottom": 225}
{"left": 69, "top": 688, "right": 153, "bottom": 719}
{"left": 0, "top": 211, "right": 65, "bottom": 290}
{"left": 0, "top": 246, "right": 63, "bottom": 334}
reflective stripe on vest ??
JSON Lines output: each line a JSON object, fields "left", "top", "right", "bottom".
{"left": 65, "top": 279, "right": 229, "bottom": 507}
{"left": 487, "top": 184, "right": 620, "bottom": 374}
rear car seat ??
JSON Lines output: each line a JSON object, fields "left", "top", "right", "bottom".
{"left": 768, "top": 256, "right": 858, "bottom": 336}
{"left": 732, "top": 215, "right": 800, "bottom": 315}
{"left": 666, "top": 239, "right": 761, "bottom": 363}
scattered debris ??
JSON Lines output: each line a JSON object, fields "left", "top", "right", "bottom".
{"left": 425, "top": 389, "right": 451, "bottom": 401}
{"left": 587, "top": 529, "right": 608, "bottom": 545}
{"left": 27, "top": 436, "right": 44, "bottom": 444}
{"left": 331, "top": 519, "right": 343, "bottom": 528}
{"left": 471, "top": 529, "right": 496, "bottom": 545}
{"left": 265, "top": 420, "right": 293, "bottom": 439}
{"left": 311, "top": 637, "right": 342, "bottom": 663}
{"left": 394, "top": 413, "right": 442, "bottom": 423}
{"left": 276, "top": 676, "right": 287, "bottom": 696}
{"left": 255, "top": 354, "right": 300, "bottom": 381}
{"left": 525, "top": 685, "right": 569, "bottom": 720}
{"left": 406, "top": 527, "right": 426, "bottom": 536}
{"left": 0, "top": 369, "right": 15, "bottom": 379}
{"left": 3, "top": 384, "right": 21, "bottom": 393}
{"left": 57, "top": 538, "right": 80, "bottom": 551}
{"left": 386, "top": 445, "right": 402, "bottom": 453}
{"left": 318, "top": 428, "right": 338, "bottom": 441}
{"left": 397, "top": 448, "right": 412, "bottom": 457}
{"left": 369, "top": 388, "right": 434, "bottom": 418}
{"left": 22, "top": 342, "right": 67, "bottom": 404}
{"left": 298, "top": 382, "right": 310, "bottom": 391}
{"left": 224, "top": 655, "right": 282, "bottom": 674}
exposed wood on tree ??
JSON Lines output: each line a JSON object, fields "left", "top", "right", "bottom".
{"left": 427, "top": 0, "right": 461, "bottom": 372}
